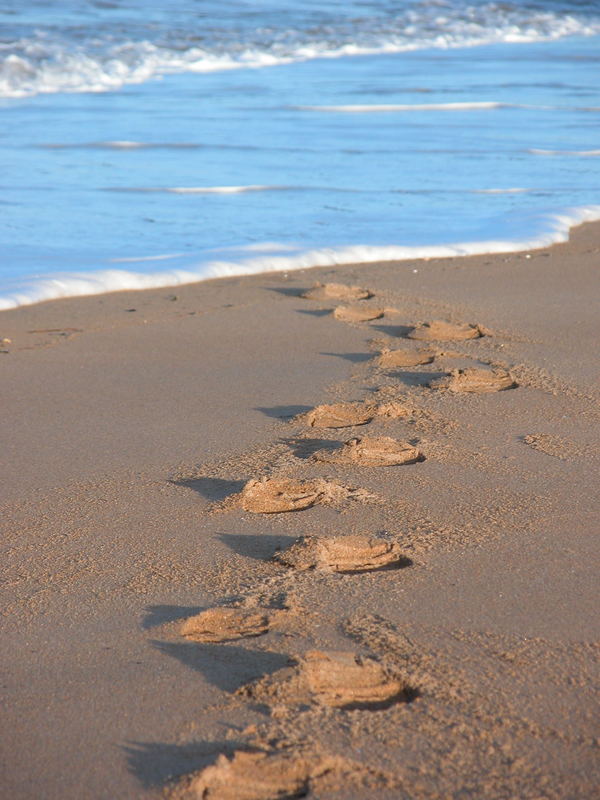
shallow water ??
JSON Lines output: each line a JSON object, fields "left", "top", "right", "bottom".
{"left": 1, "top": 1, "right": 599, "bottom": 308}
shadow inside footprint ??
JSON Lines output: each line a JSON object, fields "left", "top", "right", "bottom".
{"left": 265, "top": 286, "right": 305, "bottom": 298}
{"left": 172, "top": 477, "right": 246, "bottom": 501}
{"left": 282, "top": 437, "right": 344, "bottom": 459}
{"left": 370, "top": 323, "right": 413, "bottom": 338}
{"left": 319, "top": 351, "right": 373, "bottom": 363}
{"left": 219, "top": 532, "right": 296, "bottom": 561}
{"left": 141, "top": 604, "right": 206, "bottom": 630}
{"left": 296, "top": 308, "right": 332, "bottom": 317}
{"left": 151, "top": 640, "right": 291, "bottom": 693}
{"left": 124, "top": 739, "right": 242, "bottom": 789}
{"left": 394, "top": 370, "right": 447, "bottom": 387}
{"left": 255, "top": 404, "right": 313, "bottom": 419}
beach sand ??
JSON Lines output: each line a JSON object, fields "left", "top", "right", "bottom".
{"left": 1, "top": 222, "right": 599, "bottom": 799}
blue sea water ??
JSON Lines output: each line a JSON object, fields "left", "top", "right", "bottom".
{"left": 1, "top": 1, "right": 599, "bottom": 308}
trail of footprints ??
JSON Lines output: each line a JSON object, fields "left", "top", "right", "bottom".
{"left": 157, "top": 281, "right": 521, "bottom": 799}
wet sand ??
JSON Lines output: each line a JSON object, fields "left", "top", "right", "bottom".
{"left": 1, "top": 222, "right": 599, "bottom": 799}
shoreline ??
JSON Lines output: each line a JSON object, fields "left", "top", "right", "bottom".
{"left": 2, "top": 205, "right": 600, "bottom": 312}
{"left": 2, "top": 219, "right": 599, "bottom": 798}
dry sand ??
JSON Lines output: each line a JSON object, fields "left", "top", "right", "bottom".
{"left": 1, "top": 222, "right": 599, "bottom": 799}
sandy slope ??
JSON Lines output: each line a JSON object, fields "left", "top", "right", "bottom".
{"left": 1, "top": 223, "right": 599, "bottom": 799}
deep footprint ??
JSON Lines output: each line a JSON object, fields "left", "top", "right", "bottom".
{"left": 333, "top": 304, "right": 385, "bottom": 323}
{"left": 313, "top": 436, "right": 424, "bottom": 466}
{"left": 184, "top": 748, "right": 344, "bottom": 800}
{"left": 375, "top": 348, "right": 436, "bottom": 368}
{"left": 180, "top": 607, "right": 275, "bottom": 643}
{"left": 272, "top": 534, "right": 407, "bottom": 573}
{"left": 239, "top": 477, "right": 376, "bottom": 513}
{"left": 296, "top": 400, "right": 410, "bottom": 429}
{"left": 302, "top": 282, "right": 373, "bottom": 301}
{"left": 430, "top": 367, "right": 517, "bottom": 393}
{"left": 407, "top": 320, "right": 489, "bottom": 341}
{"left": 303, "top": 650, "right": 415, "bottom": 709}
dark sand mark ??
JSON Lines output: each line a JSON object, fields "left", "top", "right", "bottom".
{"left": 430, "top": 367, "right": 517, "bottom": 394}
{"left": 407, "top": 320, "right": 489, "bottom": 341}
{"left": 238, "top": 477, "right": 377, "bottom": 513}
{"left": 313, "top": 436, "right": 424, "bottom": 466}
{"left": 375, "top": 348, "right": 436, "bottom": 368}
{"left": 333, "top": 304, "right": 385, "bottom": 323}
{"left": 180, "top": 607, "right": 276, "bottom": 643}
{"left": 272, "top": 534, "right": 409, "bottom": 574}
{"left": 302, "top": 282, "right": 374, "bottom": 301}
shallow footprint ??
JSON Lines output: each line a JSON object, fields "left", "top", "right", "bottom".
{"left": 185, "top": 749, "right": 341, "bottom": 800}
{"left": 407, "top": 319, "right": 488, "bottom": 341}
{"left": 239, "top": 477, "right": 375, "bottom": 513}
{"left": 302, "top": 281, "right": 373, "bottom": 301}
{"left": 376, "top": 348, "right": 436, "bottom": 368}
{"left": 313, "top": 436, "right": 424, "bottom": 466}
{"left": 273, "top": 534, "right": 406, "bottom": 573}
{"left": 303, "top": 650, "right": 413, "bottom": 709}
{"left": 297, "top": 400, "right": 410, "bottom": 429}
{"left": 333, "top": 304, "right": 385, "bottom": 323}
{"left": 430, "top": 367, "right": 517, "bottom": 393}
{"left": 180, "top": 607, "right": 275, "bottom": 643}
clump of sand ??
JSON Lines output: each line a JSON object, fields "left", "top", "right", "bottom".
{"left": 430, "top": 367, "right": 517, "bottom": 394}
{"left": 272, "top": 534, "right": 407, "bottom": 574}
{"left": 313, "top": 436, "right": 424, "bottom": 466}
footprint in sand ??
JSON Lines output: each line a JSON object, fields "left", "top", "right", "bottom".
{"left": 333, "top": 304, "right": 385, "bottom": 323}
{"left": 375, "top": 348, "right": 436, "bottom": 368}
{"left": 313, "top": 436, "right": 424, "bottom": 466}
{"left": 272, "top": 534, "right": 407, "bottom": 574}
{"left": 242, "top": 650, "right": 414, "bottom": 712}
{"left": 238, "top": 477, "right": 376, "bottom": 513}
{"left": 430, "top": 367, "right": 517, "bottom": 394}
{"left": 302, "top": 650, "right": 415, "bottom": 709}
{"left": 186, "top": 748, "right": 346, "bottom": 800}
{"left": 407, "top": 319, "right": 489, "bottom": 341}
{"left": 180, "top": 607, "right": 278, "bottom": 643}
{"left": 301, "top": 282, "right": 373, "bottom": 301}
{"left": 296, "top": 400, "right": 410, "bottom": 429}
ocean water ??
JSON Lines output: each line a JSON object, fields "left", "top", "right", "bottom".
{"left": 1, "top": 0, "right": 599, "bottom": 309}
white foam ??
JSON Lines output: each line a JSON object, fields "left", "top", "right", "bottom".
{"left": 528, "top": 148, "right": 600, "bottom": 157}
{"left": 474, "top": 188, "right": 531, "bottom": 194}
{"left": 2, "top": 205, "right": 599, "bottom": 311}
{"left": 295, "top": 102, "right": 520, "bottom": 112}
{"left": 2, "top": 6, "right": 600, "bottom": 99}
{"left": 106, "top": 185, "right": 280, "bottom": 194}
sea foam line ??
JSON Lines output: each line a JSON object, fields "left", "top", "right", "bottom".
{"left": 1, "top": 205, "right": 599, "bottom": 311}
{"left": 528, "top": 148, "right": 600, "bottom": 157}
{"left": 293, "top": 102, "right": 538, "bottom": 112}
